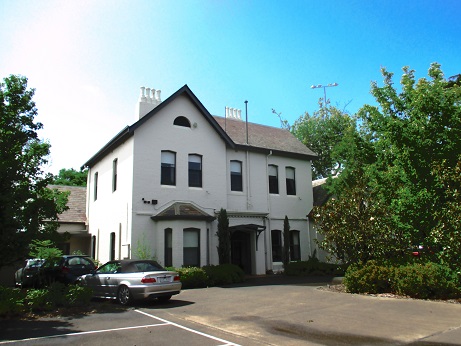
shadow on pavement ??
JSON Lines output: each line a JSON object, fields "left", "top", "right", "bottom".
{"left": 221, "top": 274, "right": 337, "bottom": 288}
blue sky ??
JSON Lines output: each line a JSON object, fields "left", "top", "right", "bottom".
{"left": 1, "top": 0, "right": 460, "bottom": 174}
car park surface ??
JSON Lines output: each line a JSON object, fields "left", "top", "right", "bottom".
{"left": 3, "top": 275, "right": 461, "bottom": 345}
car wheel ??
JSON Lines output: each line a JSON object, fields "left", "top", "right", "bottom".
{"left": 157, "top": 295, "right": 172, "bottom": 303}
{"left": 117, "top": 285, "right": 132, "bottom": 305}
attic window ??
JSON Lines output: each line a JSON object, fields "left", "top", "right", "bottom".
{"left": 174, "top": 116, "right": 191, "bottom": 128}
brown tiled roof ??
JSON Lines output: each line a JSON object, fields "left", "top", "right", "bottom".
{"left": 214, "top": 116, "right": 316, "bottom": 158}
{"left": 48, "top": 185, "right": 87, "bottom": 224}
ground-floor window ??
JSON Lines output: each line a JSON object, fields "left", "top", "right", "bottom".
{"left": 110, "top": 232, "right": 116, "bottom": 261}
{"left": 290, "top": 230, "right": 301, "bottom": 261}
{"left": 164, "top": 228, "right": 172, "bottom": 267}
{"left": 271, "top": 229, "right": 282, "bottom": 262}
{"left": 183, "top": 228, "right": 200, "bottom": 267}
{"left": 91, "top": 235, "right": 96, "bottom": 259}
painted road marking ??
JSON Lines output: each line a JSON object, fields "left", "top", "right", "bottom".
{"left": 0, "top": 310, "right": 241, "bottom": 346}
{"left": 135, "top": 309, "right": 241, "bottom": 346}
{"left": 0, "top": 323, "right": 168, "bottom": 344}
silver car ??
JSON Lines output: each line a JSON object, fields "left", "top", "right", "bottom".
{"left": 77, "top": 260, "right": 181, "bottom": 305}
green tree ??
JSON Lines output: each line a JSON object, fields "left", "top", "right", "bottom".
{"left": 291, "top": 106, "right": 357, "bottom": 179}
{"left": 0, "top": 75, "right": 69, "bottom": 268}
{"left": 314, "top": 63, "right": 461, "bottom": 267}
{"left": 52, "top": 168, "right": 88, "bottom": 186}
{"left": 216, "top": 208, "right": 231, "bottom": 264}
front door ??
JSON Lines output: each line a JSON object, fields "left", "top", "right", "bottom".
{"left": 231, "top": 231, "right": 252, "bottom": 275}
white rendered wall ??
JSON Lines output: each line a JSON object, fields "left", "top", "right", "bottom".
{"left": 86, "top": 137, "right": 134, "bottom": 264}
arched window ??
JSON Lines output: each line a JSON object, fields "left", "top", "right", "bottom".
{"left": 174, "top": 116, "right": 191, "bottom": 128}
{"left": 165, "top": 228, "right": 172, "bottom": 267}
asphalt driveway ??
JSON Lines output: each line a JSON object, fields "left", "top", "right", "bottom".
{"left": 2, "top": 275, "right": 461, "bottom": 345}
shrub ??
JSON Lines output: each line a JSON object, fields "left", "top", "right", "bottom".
{"left": 344, "top": 261, "right": 393, "bottom": 294}
{"left": 284, "top": 258, "right": 345, "bottom": 277}
{"left": 174, "top": 267, "right": 208, "bottom": 289}
{"left": 25, "top": 288, "right": 51, "bottom": 311}
{"left": 393, "top": 262, "right": 459, "bottom": 299}
{"left": 203, "top": 264, "right": 245, "bottom": 286}
{"left": 65, "top": 285, "right": 93, "bottom": 307}
{"left": 0, "top": 286, "right": 26, "bottom": 316}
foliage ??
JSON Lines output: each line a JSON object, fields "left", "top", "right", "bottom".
{"left": 0, "top": 75, "right": 69, "bottom": 268}
{"left": 344, "top": 261, "right": 460, "bottom": 299}
{"left": 314, "top": 63, "right": 461, "bottom": 269}
{"left": 52, "top": 168, "right": 88, "bottom": 187}
{"left": 344, "top": 261, "right": 394, "bottom": 294}
{"left": 134, "top": 233, "right": 156, "bottom": 260}
{"left": 0, "top": 286, "right": 26, "bottom": 316}
{"left": 216, "top": 208, "right": 231, "bottom": 265}
{"left": 29, "top": 239, "right": 63, "bottom": 261}
{"left": 171, "top": 267, "right": 208, "bottom": 289}
{"left": 291, "top": 106, "right": 357, "bottom": 179}
{"left": 0, "top": 283, "right": 93, "bottom": 317}
{"left": 284, "top": 256, "right": 346, "bottom": 277}
{"left": 202, "top": 264, "right": 245, "bottom": 286}
{"left": 282, "top": 216, "right": 290, "bottom": 268}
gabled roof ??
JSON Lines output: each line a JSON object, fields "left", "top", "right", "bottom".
{"left": 151, "top": 202, "right": 215, "bottom": 221}
{"left": 214, "top": 117, "right": 317, "bottom": 159}
{"left": 82, "top": 85, "right": 316, "bottom": 168}
{"left": 48, "top": 185, "right": 87, "bottom": 224}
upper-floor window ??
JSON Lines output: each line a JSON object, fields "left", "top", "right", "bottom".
{"left": 188, "top": 154, "right": 202, "bottom": 188}
{"left": 112, "top": 158, "right": 118, "bottom": 192}
{"left": 161, "top": 151, "right": 176, "bottom": 186}
{"left": 230, "top": 160, "right": 243, "bottom": 192}
{"left": 173, "top": 116, "right": 191, "bottom": 128}
{"left": 94, "top": 172, "right": 98, "bottom": 201}
{"left": 286, "top": 167, "right": 296, "bottom": 195}
{"left": 268, "top": 164, "right": 279, "bottom": 194}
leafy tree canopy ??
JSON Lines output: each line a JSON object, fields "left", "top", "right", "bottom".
{"left": 291, "top": 106, "right": 358, "bottom": 180}
{"left": 0, "top": 75, "right": 69, "bottom": 268}
{"left": 314, "top": 63, "right": 461, "bottom": 268}
{"left": 52, "top": 168, "right": 88, "bottom": 186}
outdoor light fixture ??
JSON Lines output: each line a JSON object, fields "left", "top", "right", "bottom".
{"left": 311, "top": 82, "right": 339, "bottom": 107}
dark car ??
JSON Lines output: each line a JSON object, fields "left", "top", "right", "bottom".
{"left": 38, "top": 255, "right": 97, "bottom": 286}
{"left": 77, "top": 260, "right": 182, "bottom": 305}
{"left": 15, "top": 259, "right": 45, "bottom": 288}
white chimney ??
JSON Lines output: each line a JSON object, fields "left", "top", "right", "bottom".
{"left": 225, "top": 106, "right": 242, "bottom": 120}
{"left": 136, "top": 86, "right": 162, "bottom": 119}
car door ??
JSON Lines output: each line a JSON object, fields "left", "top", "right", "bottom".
{"left": 85, "top": 262, "right": 120, "bottom": 297}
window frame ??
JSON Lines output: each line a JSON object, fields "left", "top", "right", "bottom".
{"left": 183, "top": 228, "right": 200, "bottom": 267}
{"left": 188, "top": 154, "right": 202, "bottom": 188}
{"left": 286, "top": 166, "right": 296, "bottom": 195}
{"left": 230, "top": 160, "right": 243, "bottom": 192}
{"left": 161, "top": 151, "right": 176, "bottom": 186}
{"left": 290, "top": 230, "right": 301, "bottom": 261}
{"left": 268, "top": 164, "right": 279, "bottom": 194}
{"left": 164, "top": 228, "right": 173, "bottom": 267}
{"left": 94, "top": 172, "right": 98, "bottom": 201}
{"left": 271, "top": 229, "right": 283, "bottom": 262}
{"left": 112, "top": 158, "right": 118, "bottom": 192}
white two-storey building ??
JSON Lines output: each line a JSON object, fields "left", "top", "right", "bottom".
{"left": 82, "top": 85, "right": 317, "bottom": 275}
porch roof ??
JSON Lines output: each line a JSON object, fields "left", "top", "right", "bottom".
{"left": 151, "top": 202, "right": 216, "bottom": 221}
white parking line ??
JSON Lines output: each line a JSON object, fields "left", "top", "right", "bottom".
{"left": 0, "top": 323, "right": 168, "bottom": 344}
{"left": 0, "top": 310, "right": 241, "bottom": 346}
{"left": 135, "top": 309, "right": 241, "bottom": 346}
